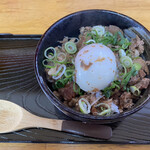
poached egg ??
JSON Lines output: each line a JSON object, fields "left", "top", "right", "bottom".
{"left": 75, "top": 43, "right": 117, "bottom": 92}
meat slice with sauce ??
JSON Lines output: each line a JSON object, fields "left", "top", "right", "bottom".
{"left": 134, "top": 78, "right": 150, "bottom": 90}
{"left": 129, "top": 69, "right": 147, "bottom": 85}
{"left": 133, "top": 58, "right": 149, "bottom": 75}
{"left": 77, "top": 26, "right": 92, "bottom": 50}
{"left": 129, "top": 35, "right": 144, "bottom": 57}
{"left": 129, "top": 75, "right": 141, "bottom": 85}
{"left": 58, "top": 82, "right": 77, "bottom": 101}
{"left": 119, "top": 92, "right": 133, "bottom": 109}
{"left": 105, "top": 25, "right": 123, "bottom": 35}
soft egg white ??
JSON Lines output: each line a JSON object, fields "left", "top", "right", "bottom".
{"left": 75, "top": 43, "right": 117, "bottom": 92}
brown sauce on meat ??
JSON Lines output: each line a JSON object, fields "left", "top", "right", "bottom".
{"left": 83, "top": 50, "right": 89, "bottom": 54}
{"left": 92, "top": 88, "right": 99, "bottom": 92}
{"left": 80, "top": 60, "right": 93, "bottom": 70}
{"left": 108, "top": 57, "right": 113, "bottom": 63}
{"left": 95, "top": 57, "right": 105, "bottom": 62}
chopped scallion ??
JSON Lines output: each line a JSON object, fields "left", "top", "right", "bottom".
{"left": 121, "top": 66, "right": 136, "bottom": 88}
{"left": 52, "top": 64, "right": 66, "bottom": 80}
{"left": 71, "top": 57, "right": 75, "bottom": 64}
{"left": 78, "top": 98, "right": 91, "bottom": 114}
{"left": 44, "top": 47, "right": 56, "bottom": 60}
{"left": 91, "top": 25, "right": 105, "bottom": 37}
{"left": 119, "top": 49, "right": 126, "bottom": 57}
{"left": 65, "top": 41, "right": 77, "bottom": 54}
{"left": 56, "top": 52, "right": 66, "bottom": 63}
{"left": 133, "top": 63, "right": 142, "bottom": 71}
{"left": 122, "top": 39, "right": 131, "bottom": 49}
{"left": 73, "top": 82, "right": 83, "bottom": 95}
{"left": 130, "top": 86, "right": 140, "bottom": 96}
{"left": 120, "top": 56, "right": 133, "bottom": 68}
{"left": 103, "top": 81, "right": 120, "bottom": 98}
{"left": 42, "top": 59, "right": 56, "bottom": 68}
{"left": 64, "top": 70, "right": 74, "bottom": 78}
{"left": 85, "top": 39, "right": 96, "bottom": 44}
{"left": 95, "top": 103, "right": 111, "bottom": 116}
{"left": 119, "top": 64, "right": 127, "bottom": 78}
{"left": 55, "top": 80, "right": 65, "bottom": 89}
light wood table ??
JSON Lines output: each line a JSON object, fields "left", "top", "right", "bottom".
{"left": 0, "top": 0, "right": 150, "bottom": 149}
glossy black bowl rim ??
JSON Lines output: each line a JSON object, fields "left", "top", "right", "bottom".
{"left": 35, "top": 9, "right": 150, "bottom": 121}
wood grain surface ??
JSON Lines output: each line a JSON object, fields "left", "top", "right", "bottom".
{"left": 0, "top": 0, "right": 150, "bottom": 149}
{"left": 0, "top": 143, "right": 150, "bottom": 150}
{"left": 0, "top": 0, "right": 150, "bottom": 34}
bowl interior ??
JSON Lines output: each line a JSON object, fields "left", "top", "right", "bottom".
{"left": 35, "top": 10, "right": 150, "bottom": 123}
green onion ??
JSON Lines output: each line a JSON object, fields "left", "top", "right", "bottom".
{"left": 121, "top": 66, "right": 136, "bottom": 88}
{"left": 126, "top": 87, "right": 130, "bottom": 92}
{"left": 117, "top": 31, "right": 125, "bottom": 45}
{"left": 78, "top": 98, "right": 91, "bottom": 114}
{"left": 133, "top": 57, "right": 141, "bottom": 60}
{"left": 117, "top": 32, "right": 131, "bottom": 49}
{"left": 44, "top": 47, "right": 56, "bottom": 60}
{"left": 119, "top": 64, "right": 127, "bottom": 78}
{"left": 64, "top": 70, "right": 74, "bottom": 78}
{"left": 55, "top": 80, "right": 65, "bottom": 89}
{"left": 111, "top": 47, "right": 121, "bottom": 52}
{"left": 71, "top": 57, "right": 75, "bottom": 64}
{"left": 85, "top": 32, "right": 93, "bottom": 41}
{"left": 130, "top": 86, "right": 140, "bottom": 96}
{"left": 91, "top": 26, "right": 105, "bottom": 36}
{"left": 112, "top": 81, "right": 121, "bottom": 89}
{"left": 73, "top": 82, "right": 83, "bottom": 95}
{"left": 120, "top": 56, "right": 133, "bottom": 68}
{"left": 119, "top": 49, "right": 126, "bottom": 57}
{"left": 42, "top": 59, "right": 56, "bottom": 68}
{"left": 112, "top": 32, "right": 118, "bottom": 45}
{"left": 104, "top": 31, "right": 113, "bottom": 37}
{"left": 63, "top": 77, "right": 70, "bottom": 84}
{"left": 125, "top": 49, "right": 130, "bottom": 55}
{"left": 91, "top": 31, "right": 100, "bottom": 43}
{"left": 98, "top": 35, "right": 114, "bottom": 45}
{"left": 122, "top": 39, "right": 131, "bottom": 49}
{"left": 133, "top": 70, "right": 138, "bottom": 76}
{"left": 52, "top": 64, "right": 66, "bottom": 80}
{"left": 103, "top": 90, "right": 112, "bottom": 98}
{"left": 73, "top": 82, "right": 79, "bottom": 93}
{"left": 95, "top": 103, "right": 111, "bottom": 116}
{"left": 55, "top": 77, "right": 70, "bottom": 89}
{"left": 56, "top": 52, "right": 66, "bottom": 63}
{"left": 103, "top": 81, "right": 120, "bottom": 98}
{"left": 97, "top": 31, "right": 119, "bottom": 46}
{"left": 85, "top": 39, "right": 96, "bottom": 44}
{"left": 65, "top": 41, "right": 77, "bottom": 54}
{"left": 133, "top": 63, "right": 142, "bottom": 71}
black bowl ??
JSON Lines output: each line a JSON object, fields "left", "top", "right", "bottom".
{"left": 35, "top": 10, "right": 150, "bottom": 124}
